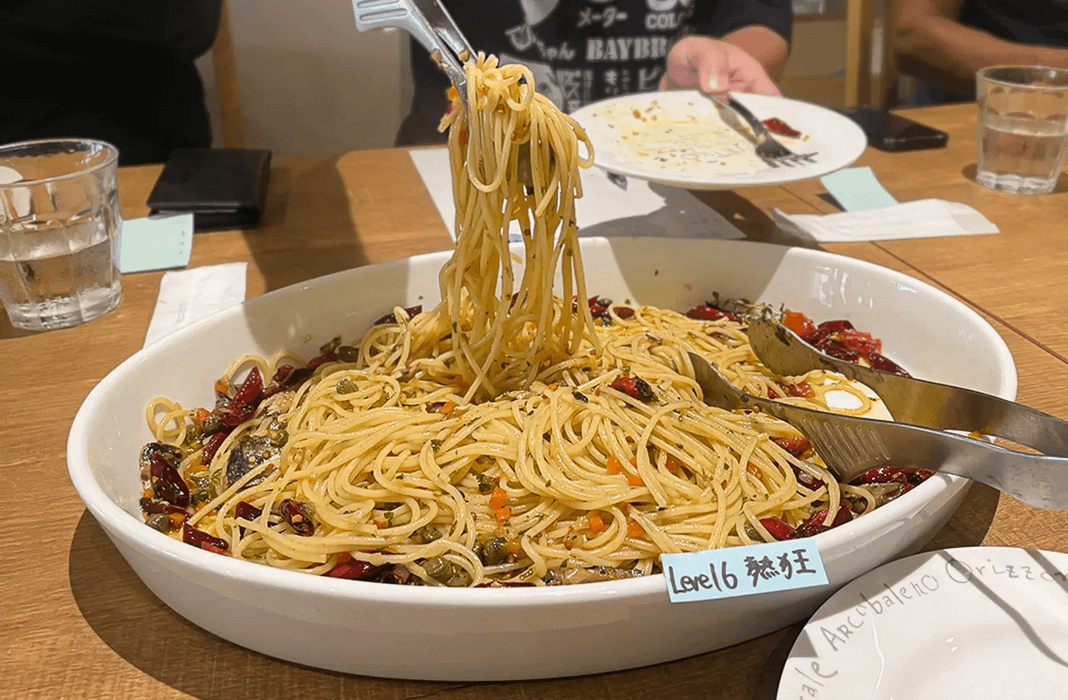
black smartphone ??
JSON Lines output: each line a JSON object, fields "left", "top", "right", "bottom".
{"left": 837, "top": 106, "right": 949, "bottom": 152}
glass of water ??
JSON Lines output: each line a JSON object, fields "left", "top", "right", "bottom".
{"left": 976, "top": 66, "right": 1068, "bottom": 195}
{"left": 0, "top": 139, "right": 122, "bottom": 330}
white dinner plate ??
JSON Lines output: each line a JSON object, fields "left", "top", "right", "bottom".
{"left": 570, "top": 90, "right": 867, "bottom": 189}
{"left": 777, "top": 547, "right": 1068, "bottom": 699}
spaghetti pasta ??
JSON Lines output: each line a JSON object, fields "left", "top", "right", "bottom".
{"left": 138, "top": 56, "right": 929, "bottom": 588}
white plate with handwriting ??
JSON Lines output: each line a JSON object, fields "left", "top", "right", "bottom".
{"left": 570, "top": 90, "right": 867, "bottom": 190}
{"left": 777, "top": 547, "right": 1068, "bottom": 699}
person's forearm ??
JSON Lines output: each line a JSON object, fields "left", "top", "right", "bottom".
{"left": 896, "top": 18, "right": 1068, "bottom": 94}
{"left": 722, "top": 26, "right": 789, "bottom": 81}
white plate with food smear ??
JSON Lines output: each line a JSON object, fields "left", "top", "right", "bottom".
{"left": 777, "top": 547, "right": 1068, "bottom": 699}
{"left": 571, "top": 90, "right": 867, "bottom": 189}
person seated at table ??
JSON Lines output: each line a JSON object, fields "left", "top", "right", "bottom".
{"left": 0, "top": 1, "right": 222, "bottom": 165}
{"left": 395, "top": 0, "right": 793, "bottom": 146}
{"left": 895, "top": 0, "right": 1068, "bottom": 105}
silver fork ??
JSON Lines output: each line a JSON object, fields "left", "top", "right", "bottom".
{"left": 705, "top": 93, "right": 818, "bottom": 168}
{"left": 687, "top": 352, "right": 1068, "bottom": 510}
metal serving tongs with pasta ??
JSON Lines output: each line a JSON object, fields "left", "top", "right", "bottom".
{"left": 687, "top": 350, "right": 1068, "bottom": 511}
{"left": 352, "top": 0, "right": 474, "bottom": 105}
{"left": 352, "top": 0, "right": 546, "bottom": 183}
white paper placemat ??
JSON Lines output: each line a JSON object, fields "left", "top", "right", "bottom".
{"left": 409, "top": 147, "right": 745, "bottom": 242}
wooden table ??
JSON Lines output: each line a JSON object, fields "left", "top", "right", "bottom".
{"left": 4, "top": 102, "right": 1067, "bottom": 699}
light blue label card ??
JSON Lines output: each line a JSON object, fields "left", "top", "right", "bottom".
{"left": 662, "top": 539, "right": 828, "bottom": 603}
{"left": 819, "top": 166, "right": 897, "bottom": 212}
{"left": 118, "top": 213, "right": 194, "bottom": 274}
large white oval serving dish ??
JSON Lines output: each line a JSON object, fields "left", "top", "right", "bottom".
{"left": 68, "top": 237, "right": 1015, "bottom": 681}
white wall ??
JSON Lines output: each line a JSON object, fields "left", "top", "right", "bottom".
{"left": 197, "top": 0, "right": 413, "bottom": 154}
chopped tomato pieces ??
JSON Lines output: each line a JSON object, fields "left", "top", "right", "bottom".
{"left": 488, "top": 486, "right": 507, "bottom": 511}
{"left": 606, "top": 456, "right": 624, "bottom": 474}
{"left": 588, "top": 512, "right": 606, "bottom": 535}
{"left": 627, "top": 520, "right": 645, "bottom": 539}
{"left": 626, "top": 473, "right": 644, "bottom": 486}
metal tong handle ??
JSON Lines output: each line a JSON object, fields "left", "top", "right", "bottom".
{"left": 688, "top": 352, "right": 1068, "bottom": 510}
{"left": 747, "top": 316, "right": 1068, "bottom": 457}
{"left": 352, "top": 0, "right": 474, "bottom": 102}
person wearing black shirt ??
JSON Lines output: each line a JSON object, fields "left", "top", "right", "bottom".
{"left": 396, "top": 0, "right": 793, "bottom": 146}
{"left": 0, "top": 1, "right": 222, "bottom": 165}
{"left": 896, "top": 0, "right": 1068, "bottom": 105}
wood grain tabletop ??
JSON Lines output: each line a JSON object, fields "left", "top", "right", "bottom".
{"left": 3, "top": 101, "right": 1066, "bottom": 700}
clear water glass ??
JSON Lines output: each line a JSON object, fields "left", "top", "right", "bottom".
{"left": 976, "top": 66, "right": 1068, "bottom": 195}
{"left": 0, "top": 139, "right": 122, "bottom": 330}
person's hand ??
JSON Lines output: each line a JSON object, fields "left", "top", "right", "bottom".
{"left": 659, "top": 36, "right": 781, "bottom": 96}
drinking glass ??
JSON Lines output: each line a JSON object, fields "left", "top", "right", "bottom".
{"left": 976, "top": 66, "right": 1068, "bottom": 195}
{"left": 0, "top": 139, "right": 122, "bottom": 330}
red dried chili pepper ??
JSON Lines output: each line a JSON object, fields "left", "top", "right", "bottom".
{"left": 791, "top": 465, "right": 825, "bottom": 491}
{"left": 782, "top": 381, "right": 815, "bottom": 399}
{"left": 280, "top": 498, "right": 316, "bottom": 536}
{"left": 761, "top": 117, "right": 802, "bottom": 138}
{"left": 201, "top": 431, "right": 229, "bottom": 464}
{"left": 614, "top": 306, "right": 635, "bottom": 319}
{"left": 183, "top": 523, "right": 229, "bottom": 553}
{"left": 150, "top": 453, "right": 189, "bottom": 508}
{"left": 815, "top": 338, "right": 862, "bottom": 363}
{"left": 376, "top": 565, "right": 411, "bottom": 585}
{"left": 326, "top": 558, "right": 381, "bottom": 580}
{"left": 685, "top": 304, "right": 739, "bottom": 322}
{"left": 139, "top": 497, "right": 187, "bottom": 516}
{"left": 773, "top": 436, "right": 812, "bottom": 458}
{"left": 869, "top": 352, "right": 911, "bottom": 377}
{"left": 609, "top": 375, "right": 656, "bottom": 402}
{"left": 234, "top": 501, "right": 262, "bottom": 521}
{"left": 229, "top": 366, "right": 263, "bottom": 412}
{"left": 792, "top": 506, "right": 854, "bottom": 539}
{"left": 759, "top": 517, "right": 796, "bottom": 541}
{"left": 850, "top": 466, "right": 934, "bottom": 487}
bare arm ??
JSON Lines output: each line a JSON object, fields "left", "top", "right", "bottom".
{"left": 896, "top": 0, "right": 1068, "bottom": 95}
{"left": 722, "top": 25, "right": 790, "bottom": 81}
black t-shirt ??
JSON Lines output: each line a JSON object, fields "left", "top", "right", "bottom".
{"left": 396, "top": 0, "right": 793, "bottom": 146}
{"left": 0, "top": 1, "right": 222, "bottom": 164}
{"left": 913, "top": 0, "right": 1068, "bottom": 105}
{"left": 960, "top": 0, "right": 1068, "bottom": 45}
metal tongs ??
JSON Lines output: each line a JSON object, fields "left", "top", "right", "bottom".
{"left": 746, "top": 316, "right": 1068, "bottom": 455}
{"left": 685, "top": 318, "right": 1068, "bottom": 510}
{"left": 352, "top": 0, "right": 474, "bottom": 104}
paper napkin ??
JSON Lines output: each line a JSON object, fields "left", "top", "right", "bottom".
{"left": 773, "top": 199, "right": 1000, "bottom": 243}
{"left": 143, "top": 262, "right": 247, "bottom": 347}
{"left": 408, "top": 147, "right": 745, "bottom": 242}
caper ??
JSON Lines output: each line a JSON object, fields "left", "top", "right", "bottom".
{"left": 445, "top": 569, "right": 472, "bottom": 587}
{"left": 185, "top": 424, "right": 203, "bottom": 444}
{"left": 479, "top": 537, "right": 509, "bottom": 566}
{"left": 336, "top": 377, "right": 358, "bottom": 395}
{"left": 422, "top": 555, "right": 451, "bottom": 581}
{"left": 189, "top": 488, "right": 211, "bottom": 507}
{"left": 202, "top": 412, "right": 222, "bottom": 434}
{"left": 412, "top": 526, "right": 442, "bottom": 544}
{"left": 146, "top": 514, "right": 172, "bottom": 533}
{"left": 267, "top": 426, "right": 289, "bottom": 447}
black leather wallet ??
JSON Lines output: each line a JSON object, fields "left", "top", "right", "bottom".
{"left": 147, "top": 148, "right": 272, "bottom": 231}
